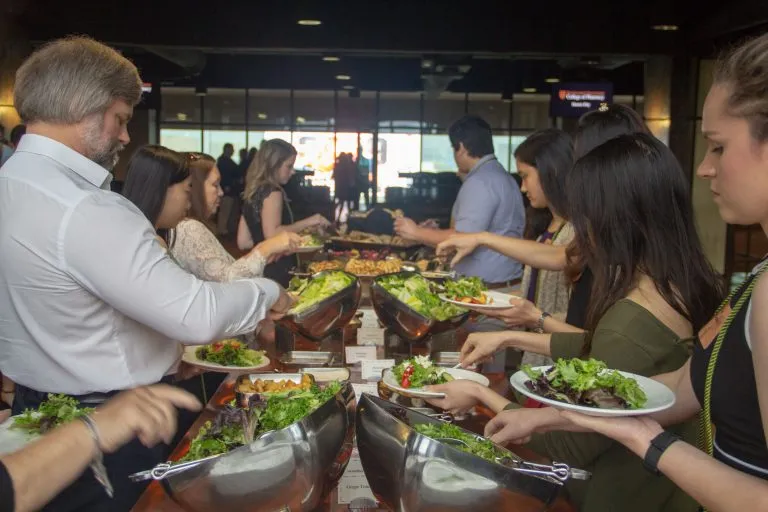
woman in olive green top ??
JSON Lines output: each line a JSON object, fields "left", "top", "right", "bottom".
{"left": 427, "top": 134, "right": 724, "bottom": 512}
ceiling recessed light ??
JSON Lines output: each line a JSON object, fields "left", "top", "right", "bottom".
{"left": 257, "top": 112, "right": 268, "bottom": 120}
{"left": 651, "top": 24, "right": 678, "bottom": 31}
{"left": 545, "top": 77, "right": 561, "bottom": 84}
{"left": 297, "top": 19, "right": 322, "bottom": 26}
{"left": 296, "top": 116, "right": 306, "bottom": 124}
{"left": 343, "top": 85, "right": 354, "bottom": 90}
{"left": 335, "top": 74, "right": 351, "bottom": 81}
{"left": 176, "top": 113, "right": 187, "bottom": 121}
{"left": 322, "top": 56, "right": 340, "bottom": 62}
{"left": 523, "top": 87, "right": 537, "bottom": 93}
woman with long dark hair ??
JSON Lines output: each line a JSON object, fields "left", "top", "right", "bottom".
{"left": 429, "top": 133, "right": 724, "bottom": 512}
{"left": 121, "top": 145, "right": 191, "bottom": 247}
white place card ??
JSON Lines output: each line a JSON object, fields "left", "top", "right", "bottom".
{"left": 351, "top": 382, "right": 379, "bottom": 401}
{"left": 356, "top": 327, "right": 385, "bottom": 346}
{"left": 345, "top": 345, "right": 378, "bottom": 364}
{"left": 337, "top": 449, "right": 378, "bottom": 505}
{"left": 360, "top": 359, "right": 395, "bottom": 380}
{"left": 359, "top": 309, "right": 381, "bottom": 328}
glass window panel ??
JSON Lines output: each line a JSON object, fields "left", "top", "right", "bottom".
{"left": 468, "top": 93, "right": 510, "bottom": 130}
{"left": 378, "top": 92, "right": 421, "bottom": 133}
{"left": 421, "top": 134, "right": 454, "bottom": 173}
{"left": 422, "top": 93, "right": 466, "bottom": 133}
{"left": 160, "top": 126, "right": 202, "bottom": 152}
{"left": 203, "top": 88, "right": 246, "bottom": 125}
{"left": 203, "top": 128, "right": 247, "bottom": 159}
{"left": 508, "top": 134, "right": 533, "bottom": 173}
{"left": 377, "top": 133, "right": 421, "bottom": 200}
{"left": 248, "top": 90, "right": 292, "bottom": 130}
{"left": 337, "top": 91, "right": 376, "bottom": 132}
{"left": 292, "top": 131, "right": 336, "bottom": 191}
{"left": 493, "top": 135, "right": 512, "bottom": 172}
{"left": 293, "top": 91, "right": 335, "bottom": 131}
{"left": 161, "top": 87, "right": 201, "bottom": 123}
{"left": 511, "top": 94, "right": 551, "bottom": 130}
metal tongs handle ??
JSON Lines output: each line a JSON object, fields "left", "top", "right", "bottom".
{"left": 128, "top": 454, "right": 223, "bottom": 482}
{"left": 503, "top": 460, "right": 591, "bottom": 482}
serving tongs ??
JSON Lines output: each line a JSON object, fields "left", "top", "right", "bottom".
{"left": 435, "top": 437, "right": 591, "bottom": 482}
{"left": 129, "top": 454, "right": 224, "bottom": 482}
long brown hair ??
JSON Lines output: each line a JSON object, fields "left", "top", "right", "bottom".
{"left": 183, "top": 152, "right": 216, "bottom": 223}
{"left": 568, "top": 133, "right": 724, "bottom": 336}
{"left": 243, "top": 139, "right": 297, "bottom": 201}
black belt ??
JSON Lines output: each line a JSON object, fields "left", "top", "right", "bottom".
{"left": 486, "top": 277, "right": 522, "bottom": 290}
{"left": 15, "top": 375, "right": 175, "bottom": 409}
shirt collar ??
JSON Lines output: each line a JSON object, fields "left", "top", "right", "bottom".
{"left": 16, "top": 134, "right": 114, "bottom": 190}
{"left": 466, "top": 154, "right": 496, "bottom": 178}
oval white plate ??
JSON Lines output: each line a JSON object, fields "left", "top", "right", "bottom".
{"left": 439, "top": 290, "right": 521, "bottom": 311}
{"left": 381, "top": 367, "right": 490, "bottom": 399}
{"left": 296, "top": 245, "right": 324, "bottom": 253}
{"left": 509, "top": 366, "right": 676, "bottom": 417}
{"left": 0, "top": 414, "right": 40, "bottom": 456}
{"left": 182, "top": 345, "right": 271, "bottom": 373}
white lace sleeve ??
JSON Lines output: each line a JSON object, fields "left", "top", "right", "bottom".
{"left": 172, "top": 219, "right": 266, "bottom": 282}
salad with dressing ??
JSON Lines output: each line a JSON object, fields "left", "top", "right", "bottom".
{"left": 392, "top": 355, "right": 454, "bottom": 389}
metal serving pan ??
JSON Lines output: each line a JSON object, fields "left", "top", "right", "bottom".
{"left": 370, "top": 271, "right": 470, "bottom": 341}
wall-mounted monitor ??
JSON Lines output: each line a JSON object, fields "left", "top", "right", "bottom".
{"left": 550, "top": 83, "right": 613, "bottom": 118}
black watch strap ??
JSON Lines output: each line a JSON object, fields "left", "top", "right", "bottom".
{"left": 643, "top": 431, "right": 681, "bottom": 475}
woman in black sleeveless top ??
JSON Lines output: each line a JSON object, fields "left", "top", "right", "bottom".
{"left": 527, "top": 34, "right": 768, "bottom": 512}
{"left": 237, "top": 139, "right": 330, "bottom": 287}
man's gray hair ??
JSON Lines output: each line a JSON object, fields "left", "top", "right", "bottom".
{"left": 14, "top": 36, "right": 142, "bottom": 124}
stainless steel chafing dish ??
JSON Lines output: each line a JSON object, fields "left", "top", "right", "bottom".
{"left": 133, "top": 378, "right": 356, "bottom": 512}
{"left": 370, "top": 271, "right": 470, "bottom": 341}
{"left": 279, "top": 270, "right": 362, "bottom": 340}
{"left": 356, "top": 393, "right": 588, "bottom": 512}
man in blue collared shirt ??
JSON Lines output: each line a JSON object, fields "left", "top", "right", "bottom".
{"left": 395, "top": 115, "right": 525, "bottom": 284}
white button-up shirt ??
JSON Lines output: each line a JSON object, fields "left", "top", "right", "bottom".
{"left": 0, "top": 135, "right": 280, "bottom": 395}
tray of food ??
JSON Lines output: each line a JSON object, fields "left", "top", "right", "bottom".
{"left": 329, "top": 230, "right": 421, "bottom": 251}
{"left": 510, "top": 358, "right": 676, "bottom": 417}
{"left": 370, "top": 272, "right": 470, "bottom": 341}
{"left": 278, "top": 351, "right": 337, "bottom": 367}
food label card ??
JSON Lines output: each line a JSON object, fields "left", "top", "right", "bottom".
{"left": 337, "top": 448, "right": 379, "bottom": 506}
{"left": 351, "top": 382, "right": 379, "bottom": 402}
{"left": 360, "top": 359, "right": 395, "bottom": 380}
{"left": 356, "top": 327, "right": 385, "bottom": 346}
{"left": 345, "top": 345, "right": 377, "bottom": 364}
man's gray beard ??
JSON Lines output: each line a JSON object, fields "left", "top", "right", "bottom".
{"left": 82, "top": 119, "right": 123, "bottom": 170}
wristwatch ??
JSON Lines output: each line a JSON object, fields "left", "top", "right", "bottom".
{"left": 643, "top": 431, "right": 681, "bottom": 475}
{"left": 536, "top": 311, "right": 551, "bottom": 333}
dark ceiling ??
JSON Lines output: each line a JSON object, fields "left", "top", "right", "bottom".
{"left": 8, "top": 0, "right": 768, "bottom": 95}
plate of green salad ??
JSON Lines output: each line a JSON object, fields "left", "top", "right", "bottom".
{"left": 0, "top": 394, "right": 94, "bottom": 456}
{"left": 183, "top": 339, "right": 269, "bottom": 372}
{"left": 438, "top": 277, "right": 521, "bottom": 311}
{"left": 510, "top": 358, "right": 675, "bottom": 417}
{"left": 297, "top": 234, "right": 325, "bottom": 253}
{"left": 382, "top": 355, "right": 490, "bottom": 398}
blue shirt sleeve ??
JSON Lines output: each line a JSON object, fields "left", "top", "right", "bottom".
{"left": 453, "top": 176, "right": 497, "bottom": 233}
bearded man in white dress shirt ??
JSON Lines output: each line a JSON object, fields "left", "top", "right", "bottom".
{"left": 0, "top": 36, "right": 292, "bottom": 511}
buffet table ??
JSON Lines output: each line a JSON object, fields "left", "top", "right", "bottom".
{"left": 131, "top": 311, "right": 575, "bottom": 512}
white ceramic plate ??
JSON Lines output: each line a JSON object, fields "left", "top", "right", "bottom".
{"left": 296, "top": 245, "right": 324, "bottom": 253}
{"left": 381, "top": 367, "right": 490, "bottom": 399}
{"left": 0, "top": 414, "right": 40, "bottom": 456}
{"left": 439, "top": 290, "right": 521, "bottom": 310}
{"left": 509, "top": 366, "right": 676, "bottom": 417}
{"left": 182, "top": 345, "right": 271, "bottom": 373}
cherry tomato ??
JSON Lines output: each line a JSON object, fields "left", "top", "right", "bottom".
{"left": 212, "top": 342, "right": 223, "bottom": 352}
{"left": 403, "top": 365, "right": 414, "bottom": 377}
{"left": 401, "top": 376, "right": 411, "bottom": 388}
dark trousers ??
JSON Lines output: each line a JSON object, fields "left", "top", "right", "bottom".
{"left": 13, "top": 385, "right": 170, "bottom": 512}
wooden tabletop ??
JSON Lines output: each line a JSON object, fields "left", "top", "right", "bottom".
{"left": 131, "top": 327, "right": 575, "bottom": 512}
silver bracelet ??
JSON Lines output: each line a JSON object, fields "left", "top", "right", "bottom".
{"left": 80, "top": 415, "right": 114, "bottom": 498}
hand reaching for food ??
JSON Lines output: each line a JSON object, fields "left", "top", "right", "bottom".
{"left": 436, "top": 233, "right": 483, "bottom": 267}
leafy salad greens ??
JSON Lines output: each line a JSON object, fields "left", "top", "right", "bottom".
{"left": 195, "top": 339, "right": 264, "bottom": 367}
{"left": 180, "top": 380, "right": 342, "bottom": 462}
{"left": 392, "top": 355, "right": 454, "bottom": 389}
{"left": 289, "top": 271, "right": 354, "bottom": 314}
{"left": 442, "top": 277, "right": 490, "bottom": 304}
{"left": 413, "top": 423, "right": 506, "bottom": 463}
{"left": 377, "top": 274, "right": 465, "bottom": 321}
{"left": 300, "top": 234, "right": 324, "bottom": 247}
{"left": 522, "top": 358, "right": 648, "bottom": 410}
{"left": 12, "top": 394, "right": 94, "bottom": 435}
